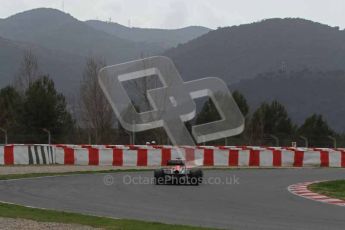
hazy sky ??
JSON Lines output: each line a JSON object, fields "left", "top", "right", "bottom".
{"left": 1, "top": 0, "right": 344, "bottom": 29}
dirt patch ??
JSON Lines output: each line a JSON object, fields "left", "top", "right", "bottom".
{"left": 0, "top": 217, "right": 102, "bottom": 230}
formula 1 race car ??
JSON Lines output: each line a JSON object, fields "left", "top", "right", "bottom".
{"left": 154, "top": 159, "right": 203, "bottom": 185}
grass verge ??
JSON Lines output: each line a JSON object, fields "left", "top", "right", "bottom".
{"left": 308, "top": 180, "right": 345, "bottom": 200}
{"left": 0, "top": 202, "right": 208, "bottom": 230}
{"left": 0, "top": 169, "right": 151, "bottom": 180}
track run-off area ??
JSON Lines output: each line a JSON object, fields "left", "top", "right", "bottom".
{"left": 0, "top": 168, "right": 344, "bottom": 230}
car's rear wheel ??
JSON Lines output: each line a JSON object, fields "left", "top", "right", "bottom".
{"left": 154, "top": 169, "right": 165, "bottom": 185}
{"left": 190, "top": 168, "right": 203, "bottom": 186}
{"left": 189, "top": 176, "right": 199, "bottom": 185}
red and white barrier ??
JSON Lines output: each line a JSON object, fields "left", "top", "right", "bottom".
{"left": 0, "top": 144, "right": 56, "bottom": 165}
{"left": 1, "top": 144, "right": 345, "bottom": 167}
{"left": 52, "top": 145, "right": 345, "bottom": 167}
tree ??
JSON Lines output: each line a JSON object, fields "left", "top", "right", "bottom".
{"left": 232, "top": 90, "right": 249, "bottom": 117}
{"left": 0, "top": 86, "right": 22, "bottom": 130}
{"left": 195, "top": 98, "right": 221, "bottom": 125}
{"left": 195, "top": 91, "right": 248, "bottom": 125}
{"left": 21, "top": 76, "right": 74, "bottom": 143}
{"left": 249, "top": 101, "right": 295, "bottom": 144}
{"left": 193, "top": 91, "right": 249, "bottom": 145}
{"left": 80, "top": 57, "right": 114, "bottom": 144}
{"left": 117, "top": 66, "right": 167, "bottom": 144}
{"left": 298, "top": 114, "right": 335, "bottom": 147}
{"left": 14, "top": 49, "right": 39, "bottom": 93}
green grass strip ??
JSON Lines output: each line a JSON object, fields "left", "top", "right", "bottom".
{"left": 308, "top": 180, "right": 345, "bottom": 200}
{"left": 0, "top": 202, "right": 209, "bottom": 230}
{"left": 0, "top": 169, "right": 151, "bottom": 180}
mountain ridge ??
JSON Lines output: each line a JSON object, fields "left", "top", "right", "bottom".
{"left": 85, "top": 20, "right": 211, "bottom": 49}
{"left": 0, "top": 8, "right": 211, "bottom": 96}
{"left": 0, "top": 8, "right": 160, "bottom": 62}
{"left": 165, "top": 18, "right": 345, "bottom": 83}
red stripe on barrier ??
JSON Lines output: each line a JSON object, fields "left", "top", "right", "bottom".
{"left": 137, "top": 149, "right": 148, "bottom": 166}
{"left": 229, "top": 150, "right": 239, "bottom": 166}
{"left": 64, "top": 147, "right": 75, "bottom": 165}
{"left": 185, "top": 148, "right": 195, "bottom": 164}
{"left": 203, "top": 149, "right": 214, "bottom": 166}
{"left": 294, "top": 151, "right": 304, "bottom": 167}
{"left": 87, "top": 147, "right": 99, "bottom": 165}
{"left": 272, "top": 150, "right": 282, "bottom": 167}
{"left": 249, "top": 149, "right": 260, "bottom": 166}
{"left": 113, "top": 148, "right": 123, "bottom": 166}
{"left": 341, "top": 151, "right": 345, "bottom": 168}
{"left": 320, "top": 151, "right": 329, "bottom": 167}
{"left": 4, "top": 145, "right": 14, "bottom": 165}
{"left": 161, "top": 148, "right": 171, "bottom": 166}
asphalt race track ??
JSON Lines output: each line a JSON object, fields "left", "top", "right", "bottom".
{"left": 0, "top": 169, "right": 344, "bottom": 230}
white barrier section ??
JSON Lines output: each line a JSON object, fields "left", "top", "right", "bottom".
{"left": 304, "top": 151, "right": 321, "bottom": 166}
{"left": 281, "top": 150, "right": 294, "bottom": 167}
{"left": 14, "top": 145, "right": 29, "bottom": 165}
{"left": 238, "top": 150, "right": 250, "bottom": 166}
{"left": 260, "top": 150, "right": 274, "bottom": 167}
{"left": 214, "top": 149, "right": 229, "bottom": 166}
{"left": 0, "top": 146, "right": 4, "bottom": 165}
{"left": 329, "top": 150, "right": 342, "bottom": 167}
{"left": 147, "top": 149, "right": 161, "bottom": 166}
{"left": 99, "top": 149, "right": 113, "bottom": 166}
{"left": 74, "top": 148, "right": 89, "bottom": 165}
{"left": 194, "top": 149, "right": 204, "bottom": 166}
{"left": 55, "top": 147, "right": 65, "bottom": 164}
{"left": 123, "top": 150, "right": 138, "bottom": 166}
{"left": 171, "top": 148, "right": 183, "bottom": 160}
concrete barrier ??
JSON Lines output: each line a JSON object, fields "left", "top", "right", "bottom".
{"left": 1, "top": 144, "right": 344, "bottom": 167}
{"left": 0, "top": 144, "right": 55, "bottom": 165}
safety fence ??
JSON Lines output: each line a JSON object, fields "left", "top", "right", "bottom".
{"left": 1, "top": 144, "right": 345, "bottom": 168}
